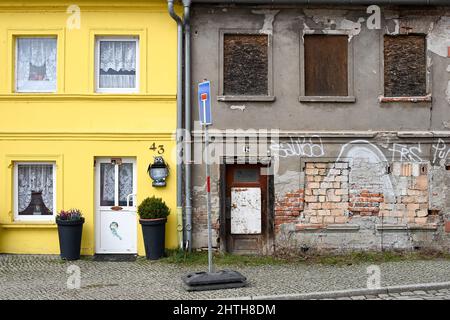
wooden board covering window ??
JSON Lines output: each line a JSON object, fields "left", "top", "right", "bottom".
{"left": 304, "top": 35, "right": 348, "bottom": 97}
{"left": 384, "top": 35, "right": 426, "bottom": 97}
{"left": 223, "top": 34, "right": 268, "bottom": 96}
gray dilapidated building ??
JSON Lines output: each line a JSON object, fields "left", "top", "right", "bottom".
{"left": 187, "top": 1, "right": 450, "bottom": 255}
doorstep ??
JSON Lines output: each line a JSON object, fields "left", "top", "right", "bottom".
{"left": 93, "top": 254, "right": 137, "bottom": 262}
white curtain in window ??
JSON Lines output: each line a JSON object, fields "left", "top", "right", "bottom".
{"left": 17, "top": 164, "right": 54, "bottom": 213}
{"left": 16, "top": 38, "right": 57, "bottom": 92}
{"left": 101, "top": 163, "right": 115, "bottom": 206}
{"left": 99, "top": 41, "right": 137, "bottom": 89}
{"left": 119, "top": 164, "right": 133, "bottom": 205}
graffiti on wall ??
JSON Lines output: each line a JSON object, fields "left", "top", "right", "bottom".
{"left": 270, "top": 136, "right": 325, "bottom": 158}
{"left": 432, "top": 139, "right": 450, "bottom": 166}
{"left": 388, "top": 143, "right": 423, "bottom": 163}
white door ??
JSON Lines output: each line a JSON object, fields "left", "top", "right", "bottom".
{"left": 95, "top": 158, "right": 137, "bottom": 254}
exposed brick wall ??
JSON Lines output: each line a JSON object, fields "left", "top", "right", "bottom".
{"left": 303, "top": 162, "right": 350, "bottom": 225}
{"left": 274, "top": 189, "right": 304, "bottom": 231}
{"left": 294, "top": 161, "right": 432, "bottom": 229}
{"left": 272, "top": 156, "right": 440, "bottom": 254}
{"left": 379, "top": 162, "right": 430, "bottom": 225}
{"left": 349, "top": 190, "right": 384, "bottom": 216}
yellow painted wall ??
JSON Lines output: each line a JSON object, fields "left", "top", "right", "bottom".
{"left": 0, "top": 0, "right": 180, "bottom": 255}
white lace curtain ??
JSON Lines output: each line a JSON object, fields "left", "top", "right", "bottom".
{"left": 16, "top": 38, "right": 57, "bottom": 92}
{"left": 101, "top": 164, "right": 115, "bottom": 206}
{"left": 119, "top": 164, "right": 133, "bottom": 205}
{"left": 99, "top": 40, "right": 136, "bottom": 89}
{"left": 17, "top": 164, "right": 54, "bottom": 214}
{"left": 101, "top": 163, "right": 133, "bottom": 206}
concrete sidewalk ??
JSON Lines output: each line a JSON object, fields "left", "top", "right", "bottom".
{"left": 0, "top": 254, "right": 449, "bottom": 300}
{"left": 237, "top": 282, "right": 450, "bottom": 300}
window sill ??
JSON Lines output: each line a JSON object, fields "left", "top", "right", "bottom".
{"left": 376, "top": 224, "right": 437, "bottom": 231}
{"left": 408, "top": 223, "right": 438, "bottom": 231}
{"left": 295, "top": 224, "right": 324, "bottom": 231}
{"left": 0, "top": 94, "right": 176, "bottom": 102}
{"left": 379, "top": 95, "right": 432, "bottom": 103}
{"left": 299, "top": 96, "right": 356, "bottom": 103}
{"left": 326, "top": 224, "right": 360, "bottom": 231}
{"left": 375, "top": 224, "right": 408, "bottom": 231}
{"left": 217, "top": 95, "right": 275, "bottom": 102}
{"left": 0, "top": 222, "right": 57, "bottom": 229}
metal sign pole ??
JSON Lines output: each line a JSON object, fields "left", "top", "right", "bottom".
{"left": 203, "top": 99, "right": 213, "bottom": 274}
{"left": 181, "top": 80, "right": 247, "bottom": 291}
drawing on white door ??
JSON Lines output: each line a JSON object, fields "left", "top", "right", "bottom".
{"left": 110, "top": 222, "right": 122, "bottom": 240}
{"left": 95, "top": 158, "right": 137, "bottom": 254}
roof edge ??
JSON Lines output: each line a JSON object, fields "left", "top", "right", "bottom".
{"left": 190, "top": 0, "right": 447, "bottom": 5}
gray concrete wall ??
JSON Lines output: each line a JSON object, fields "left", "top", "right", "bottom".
{"left": 191, "top": 5, "right": 450, "bottom": 131}
{"left": 190, "top": 133, "right": 450, "bottom": 252}
{"left": 189, "top": 5, "right": 450, "bottom": 253}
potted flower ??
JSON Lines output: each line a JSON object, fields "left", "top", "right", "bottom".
{"left": 55, "top": 209, "right": 85, "bottom": 260}
{"left": 138, "top": 196, "right": 170, "bottom": 260}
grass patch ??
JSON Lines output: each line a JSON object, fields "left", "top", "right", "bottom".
{"left": 159, "top": 249, "right": 450, "bottom": 267}
{"left": 161, "top": 249, "right": 288, "bottom": 267}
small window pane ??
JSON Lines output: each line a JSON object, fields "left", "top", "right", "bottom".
{"left": 16, "top": 37, "right": 57, "bottom": 92}
{"left": 98, "top": 40, "right": 137, "bottom": 89}
{"left": 118, "top": 164, "right": 133, "bottom": 206}
{"left": 100, "top": 163, "right": 115, "bottom": 206}
{"left": 384, "top": 35, "right": 426, "bottom": 97}
{"left": 304, "top": 35, "right": 348, "bottom": 96}
{"left": 223, "top": 34, "right": 268, "bottom": 96}
{"left": 234, "top": 168, "right": 260, "bottom": 183}
{"left": 17, "top": 164, "right": 54, "bottom": 215}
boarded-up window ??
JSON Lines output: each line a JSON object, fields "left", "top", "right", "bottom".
{"left": 304, "top": 35, "right": 348, "bottom": 96}
{"left": 223, "top": 34, "right": 268, "bottom": 96}
{"left": 384, "top": 35, "right": 426, "bottom": 97}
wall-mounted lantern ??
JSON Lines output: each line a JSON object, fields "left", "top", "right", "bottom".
{"left": 148, "top": 156, "right": 169, "bottom": 187}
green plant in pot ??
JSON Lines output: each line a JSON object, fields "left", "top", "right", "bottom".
{"left": 138, "top": 196, "right": 170, "bottom": 260}
{"left": 55, "top": 209, "right": 85, "bottom": 260}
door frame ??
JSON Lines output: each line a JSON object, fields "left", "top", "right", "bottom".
{"left": 220, "top": 161, "right": 274, "bottom": 254}
{"left": 94, "top": 157, "right": 137, "bottom": 254}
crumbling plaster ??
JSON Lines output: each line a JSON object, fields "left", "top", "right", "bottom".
{"left": 190, "top": 5, "right": 450, "bottom": 252}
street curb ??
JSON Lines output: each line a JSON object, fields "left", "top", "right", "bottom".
{"left": 225, "top": 281, "right": 450, "bottom": 300}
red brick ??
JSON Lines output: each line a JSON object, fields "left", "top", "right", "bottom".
{"left": 291, "top": 211, "right": 300, "bottom": 217}
{"left": 334, "top": 216, "right": 348, "bottom": 223}
{"left": 295, "top": 224, "right": 324, "bottom": 231}
{"left": 445, "top": 221, "right": 450, "bottom": 233}
{"left": 415, "top": 217, "right": 428, "bottom": 224}
{"left": 324, "top": 216, "right": 335, "bottom": 224}
{"left": 286, "top": 193, "right": 300, "bottom": 198}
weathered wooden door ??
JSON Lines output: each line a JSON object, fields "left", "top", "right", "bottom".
{"left": 225, "top": 164, "right": 268, "bottom": 254}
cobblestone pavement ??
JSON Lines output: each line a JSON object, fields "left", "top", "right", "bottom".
{"left": 0, "top": 254, "right": 449, "bottom": 300}
{"left": 328, "top": 289, "right": 450, "bottom": 300}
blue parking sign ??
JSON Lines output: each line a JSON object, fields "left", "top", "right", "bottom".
{"left": 198, "top": 81, "right": 212, "bottom": 126}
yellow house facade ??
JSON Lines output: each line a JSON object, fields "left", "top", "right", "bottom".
{"left": 0, "top": 0, "right": 179, "bottom": 255}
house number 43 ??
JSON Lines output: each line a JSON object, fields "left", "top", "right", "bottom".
{"left": 149, "top": 143, "right": 165, "bottom": 154}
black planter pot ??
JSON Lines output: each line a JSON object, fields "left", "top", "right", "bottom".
{"left": 56, "top": 218, "right": 85, "bottom": 260}
{"left": 140, "top": 218, "right": 167, "bottom": 260}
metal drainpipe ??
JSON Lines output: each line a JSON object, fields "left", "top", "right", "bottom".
{"left": 183, "top": 0, "right": 193, "bottom": 252}
{"left": 167, "top": 0, "right": 185, "bottom": 249}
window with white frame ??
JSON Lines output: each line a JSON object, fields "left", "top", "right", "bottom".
{"left": 14, "top": 163, "right": 56, "bottom": 221}
{"left": 16, "top": 37, "right": 57, "bottom": 92}
{"left": 96, "top": 37, "right": 139, "bottom": 93}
